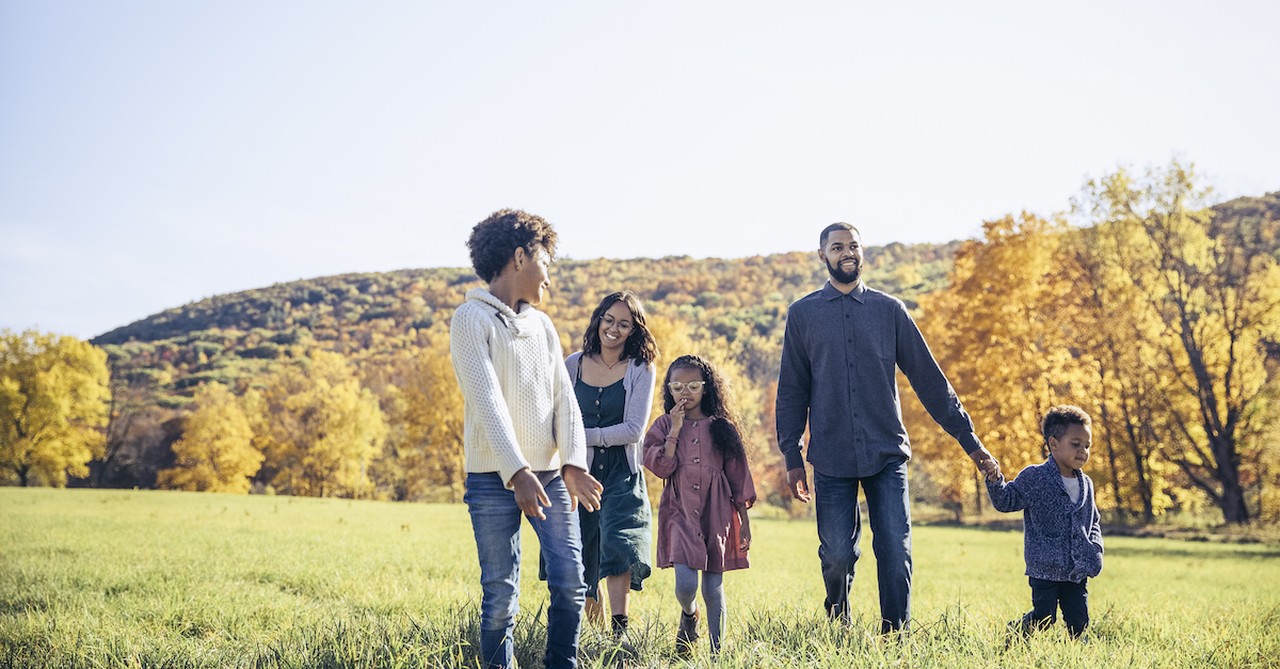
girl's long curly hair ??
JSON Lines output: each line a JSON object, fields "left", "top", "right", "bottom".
{"left": 661, "top": 355, "right": 746, "bottom": 461}
{"left": 582, "top": 291, "right": 658, "bottom": 366}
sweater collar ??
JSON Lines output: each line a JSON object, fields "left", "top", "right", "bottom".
{"left": 467, "top": 287, "right": 538, "bottom": 338}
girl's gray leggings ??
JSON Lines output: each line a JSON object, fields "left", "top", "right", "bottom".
{"left": 674, "top": 564, "right": 725, "bottom": 648}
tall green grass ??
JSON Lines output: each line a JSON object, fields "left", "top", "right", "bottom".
{"left": 2, "top": 488, "right": 1277, "bottom": 668}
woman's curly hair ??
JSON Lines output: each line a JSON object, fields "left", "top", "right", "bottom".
{"left": 582, "top": 291, "right": 659, "bottom": 365}
{"left": 661, "top": 354, "right": 747, "bottom": 461}
{"left": 466, "top": 209, "right": 559, "bottom": 282}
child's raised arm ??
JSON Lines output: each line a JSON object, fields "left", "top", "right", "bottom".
{"left": 985, "top": 470, "right": 1028, "bottom": 513}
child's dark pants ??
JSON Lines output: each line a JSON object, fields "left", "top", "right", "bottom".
{"left": 1024, "top": 576, "right": 1089, "bottom": 638}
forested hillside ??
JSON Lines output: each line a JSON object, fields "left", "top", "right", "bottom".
{"left": 10, "top": 168, "right": 1272, "bottom": 525}
{"left": 85, "top": 241, "right": 961, "bottom": 500}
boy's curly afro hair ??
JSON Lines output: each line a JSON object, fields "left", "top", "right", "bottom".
{"left": 466, "top": 209, "right": 559, "bottom": 282}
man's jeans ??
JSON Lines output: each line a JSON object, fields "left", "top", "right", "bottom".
{"left": 813, "top": 459, "right": 912, "bottom": 632}
{"left": 465, "top": 472, "right": 586, "bottom": 669}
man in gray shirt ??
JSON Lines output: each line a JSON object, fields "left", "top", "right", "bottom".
{"left": 775, "top": 222, "right": 1001, "bottom": 633}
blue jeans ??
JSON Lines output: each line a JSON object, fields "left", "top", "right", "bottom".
{"left": 813, "top": 459, "right": 912, "bottom": 632}
{"left": 465, "top": 472, "right": 586, "bottom": 669}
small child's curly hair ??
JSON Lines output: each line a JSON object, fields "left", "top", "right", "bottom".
{"left": 1041, "top": 405, "right": 1092, "bottom": 449}
{"left": 466, "top": 209, "right": 559, "bottom": 282}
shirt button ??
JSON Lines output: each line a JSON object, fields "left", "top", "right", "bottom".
{"left": 693, "top": 457, "right": 700, "bottom": 464}
{"left": 693, "top": 438, "right": 700, "bottom": 445}
{"left": 693, "top": 484, "right": 700, "bottom": 490}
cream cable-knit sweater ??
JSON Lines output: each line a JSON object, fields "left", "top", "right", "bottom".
{"left": 450, "top": 288, "right": 587, "bottom": 485}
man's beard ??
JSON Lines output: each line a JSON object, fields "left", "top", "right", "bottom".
{"left": 826, "top": 258, "right": 861, "bottom": 285}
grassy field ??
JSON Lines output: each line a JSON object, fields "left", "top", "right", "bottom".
{"left": 2, "top": 488, "right": 1278, "bottom": 668}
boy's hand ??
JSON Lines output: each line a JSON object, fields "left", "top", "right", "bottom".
{"left": 509, "top": 468, "right": 550, "bottom": 520}
{"left": 563, "top": 466, "right": 603, "bottom": 513}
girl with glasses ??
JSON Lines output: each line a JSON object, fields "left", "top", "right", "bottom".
{"left": 643, "top": 354, "right": 756, "bottom": 658}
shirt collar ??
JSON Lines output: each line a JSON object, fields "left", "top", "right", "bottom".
{"left": 822, "top": 280, "right": 867, "bottom": 302}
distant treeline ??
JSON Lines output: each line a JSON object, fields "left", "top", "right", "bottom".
{"left": 3, "top": 163, "right": 1277, "bottom": 525}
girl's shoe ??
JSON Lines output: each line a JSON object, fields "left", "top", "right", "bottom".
{"left": 675, "top": 610, "right": 700, "bottom": 658}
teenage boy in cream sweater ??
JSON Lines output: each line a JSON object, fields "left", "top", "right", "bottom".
{"left": 450, "top": 209, "right": 603, "bottom": 669}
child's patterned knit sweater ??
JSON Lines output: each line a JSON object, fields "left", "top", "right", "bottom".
{"left": 987, "top": 457, "right": 1104, "bottom": 583}
{"left": 450, "top": 288, "right": 586, "bottom": 485}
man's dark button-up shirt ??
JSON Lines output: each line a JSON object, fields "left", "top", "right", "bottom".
{"left": 775, "top": 281, "right": 982, "bottom": 478}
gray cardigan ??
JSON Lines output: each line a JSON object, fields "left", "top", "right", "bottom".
{"left": 987, "top": 457, "right": 1104, "bottom": 583}
{"left": 564, "top": 351, "right": 657, "bottom": 475}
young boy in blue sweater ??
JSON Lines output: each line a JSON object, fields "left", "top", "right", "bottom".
{"left": 986, "top": 405, "right": 1104, "bottom": 639}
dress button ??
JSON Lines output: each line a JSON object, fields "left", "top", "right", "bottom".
{"left": 693, "top": 457, "right": 700, "bottom": 464}
{"left": 694, "top": 509, "right": 700, "bottom": 515}
{"left": 693, "top": 438, "right": 700, "bottom": 445}
{"left": 693, "top": 484, "right": 700, "bottom": 490}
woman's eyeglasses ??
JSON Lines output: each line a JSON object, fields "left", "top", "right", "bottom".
{"left": 668, "top": 381, "right": 705, "bottom": 393}
{"left": 601, "top": 315, "right": 633, "bottom": 332}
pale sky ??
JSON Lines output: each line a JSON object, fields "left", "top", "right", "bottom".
{"left": 3, "top": 1, "right": 1277, "bottom": 339}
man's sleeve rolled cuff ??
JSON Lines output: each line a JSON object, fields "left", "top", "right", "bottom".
{"left": 954, "top": 432, "right": 985, "bottom": 455}
{"left": 782, "top": 447, "right": 806, "bottom": 472}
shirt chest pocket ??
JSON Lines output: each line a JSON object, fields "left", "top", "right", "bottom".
{"left": 851, "top": 315, "right": 896, "bottom": 364}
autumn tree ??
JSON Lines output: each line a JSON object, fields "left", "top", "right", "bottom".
{"left": 0, "top": 330, "right": 111, "bottom": 486}
{"left": 363, "top": 340, "right": 465, "bottom": 502}
{"left": 248, "top": 349, "right": 388, "bottom": 498}
{"left": 907, "top": 214, "right": 1095, "bottom": 518}
{"left": 1077, "top": 165, "right": 1280, "bottom": 523}
{"left": 1062, "top": 222, "right": 1183, "bottom": 521}
{"left": 157, "top": 383, "right": 263, "bottom": 493}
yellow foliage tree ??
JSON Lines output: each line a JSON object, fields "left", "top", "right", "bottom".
{"left": 1061, "top": 221, "right": 1183, "bottom": 520}
{"left": 907, "top": 214, "right": 1093, "bottom": 517}
{"left": 0, "top": 330, "right": 110, "bottom": 486}
{"left": 364, "top": 341, "right": 465, "bottom": 502}
{"left": 248, "top": 350, "right": 388, "bottom": 498}
{"left": 157, "top": 383, "right": 262, "bottom": 493}
{"left": 1077, "top": 164, "right": 1280, "bottom": 523}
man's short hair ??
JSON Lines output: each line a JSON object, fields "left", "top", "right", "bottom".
{"left": 820, "top": 222, "right": 861, "bottom": 248}
{"left": 1041, "top": 405, "right": 1092, "bottom": 444}
{"left": 466, "top": 209, "right": 559, "bottom": 282}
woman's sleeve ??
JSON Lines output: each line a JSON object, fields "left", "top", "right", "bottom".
{"left": 642, "top": 416, "right": 677, "bottom": 479}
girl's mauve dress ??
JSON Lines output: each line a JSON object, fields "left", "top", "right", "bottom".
{"left": 643, "top": 414, "right": 756, "bottom": 572}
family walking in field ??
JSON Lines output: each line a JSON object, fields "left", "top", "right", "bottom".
{"left": 449, "top": 209, "right": 1104, "bottom": 668}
